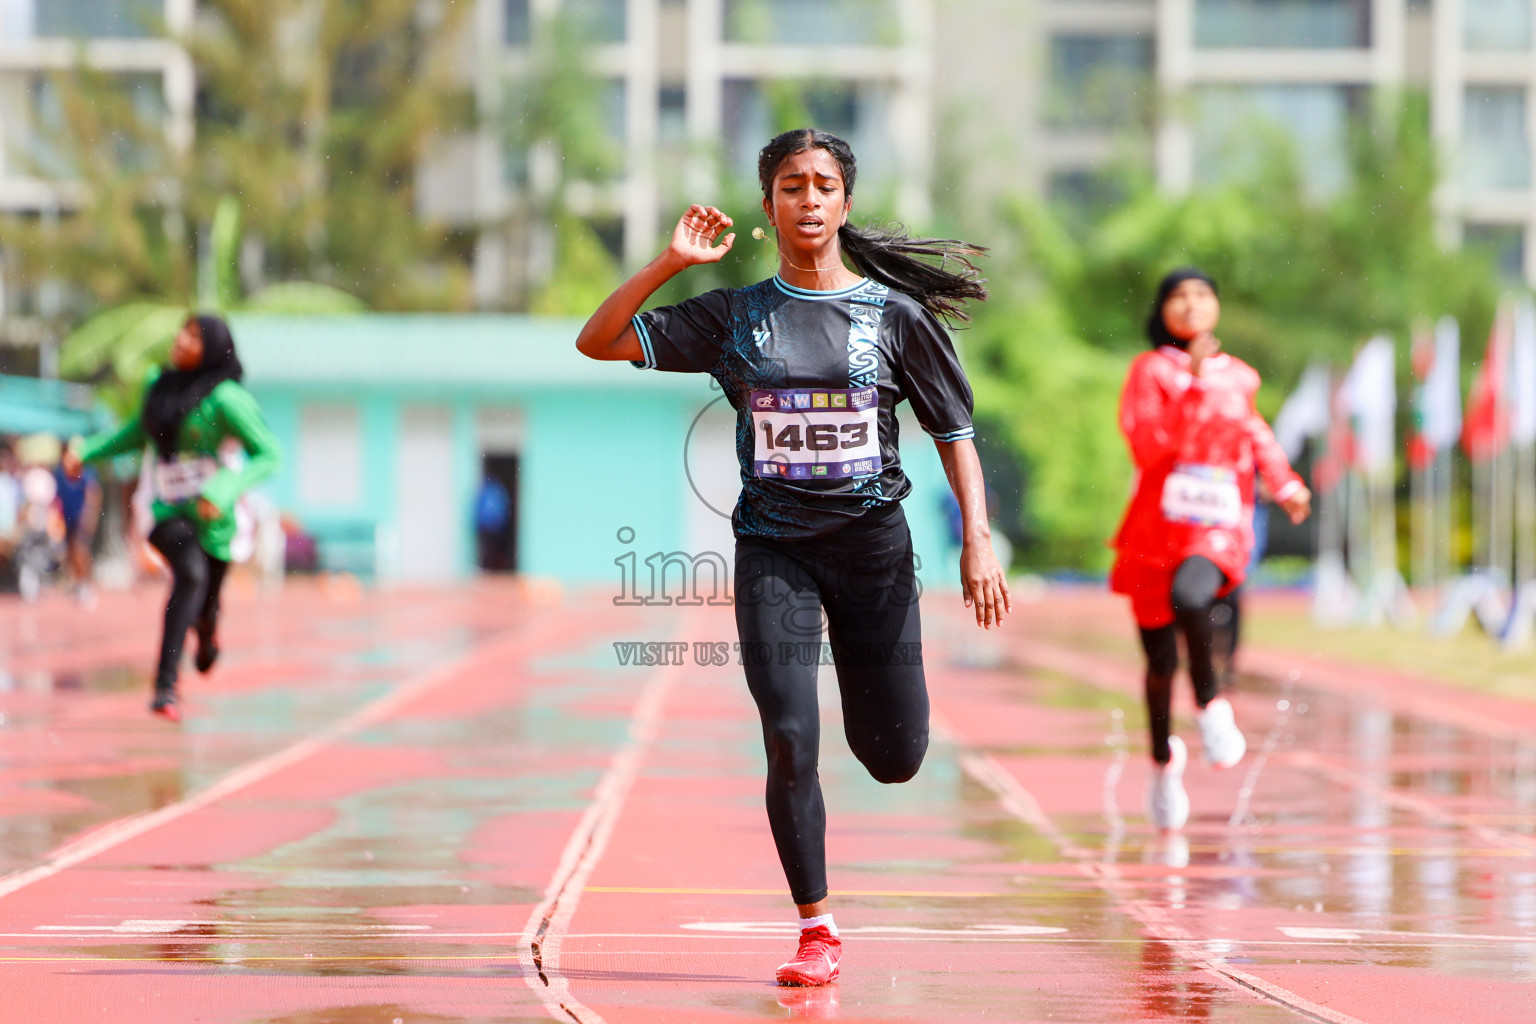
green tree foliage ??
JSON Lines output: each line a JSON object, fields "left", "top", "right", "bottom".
{"left": 183, "top": 0, "right": 474, "bottom": 309}
{"left": 966, "top": 95, "right": 1502, "bottom": 570}
{"left": 3, "top": 67, "right": 194, "bottom": 311}
{"left": 4, "top": 0, "right": 473, "bottom": 329}
{"left": 59, "top": 195, "right": 364, "bottom": 418}
{"left": 529, "top": 218, "right": 622, "bottom": 317}
{"left": 507, "top": 10, "right": 627, "bottom": 316}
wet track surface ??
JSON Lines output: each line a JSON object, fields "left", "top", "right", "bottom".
{"left": 0, "top": 581, "right": 1532, "bottom": 1022}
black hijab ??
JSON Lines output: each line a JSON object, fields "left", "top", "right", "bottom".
{"left": 1145, "top": 266, "right": 1219, "bottom": 350}
{"left": 142, "top": 314, "right": 244, "bottom": 458}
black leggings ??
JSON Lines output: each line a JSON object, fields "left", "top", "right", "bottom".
{"left": 1211, "top": 586, "right": 1242, "bottom": 691}
{"left": 149, "top": 516, "right": 229, "bottom": 693}
{"left": 734, "top": 510, "right": 929, "bottom": 906}
{"left": 1138, "top": 556, "right": 1226, "bottom": 765}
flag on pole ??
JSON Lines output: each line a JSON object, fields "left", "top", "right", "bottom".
{"left": 1313, "top": 371, "right": 1358, "bottom": 495}
{"left": 1410, "top": 316, "right": 1463, "bottom": 467}
{"left": 1463, "top": 301, "right": 1513, "bottom": 461}
{"left": 1273, "top": 362, "right": 1332, "bottom": 462}
{"left": 1409, "top": 320, "right": 1436, "bottom": 470}
{"left": 1345, "top": 336, "right": 1396, "bottom": 476}
{"left": 1511, "top": 298, "right": 1536, "bottom": 447}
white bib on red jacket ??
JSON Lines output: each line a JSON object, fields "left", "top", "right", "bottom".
{"left": 1110, "top": 346, "right": 1304, "bottom": 589}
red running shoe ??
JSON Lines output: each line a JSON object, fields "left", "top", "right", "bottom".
{"left": 150, "top": 693, "right": 181, "bottom": 723}
{"left": 775, "top": 926, "right": 841, "bottom": 987}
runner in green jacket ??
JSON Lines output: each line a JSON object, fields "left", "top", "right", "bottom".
{"left": 65, "top": 314, "right": 281, "bottom": 721}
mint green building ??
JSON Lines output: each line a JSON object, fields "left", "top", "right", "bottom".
{"left": 231, "top": 314, "right": 957, "bottom": 588}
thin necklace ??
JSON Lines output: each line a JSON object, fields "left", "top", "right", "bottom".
{"left": 753, "top": 226, "right": 845, "bottom": 275}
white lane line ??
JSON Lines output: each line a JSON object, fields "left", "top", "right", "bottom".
{"left": 679, "top": 921, "right": 1066, "bottom": 936}
{"left": 0, "top": 632, "right": 526, "bottom": 905}
{"left": 1285, "top": 751, "right": 1536, "bottom": 855}
{"left": 1017, "top": 636, "right": 1536, "bottom": 853}
{"left": 6, "top": 933, "right": 1525, "bottom": 949}
{"left": 949, "top": 744, "right": 1372, "bottom": 1024}
{"left": 518, "top": 644, "right": 684, "bottom": 1024}
{"left": 1278, "top": 926, "right": 1536, "bottom": 944}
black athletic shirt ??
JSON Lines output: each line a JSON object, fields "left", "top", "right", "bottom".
{"left": 633, "top": 275, "right": 975, "bottom": 540}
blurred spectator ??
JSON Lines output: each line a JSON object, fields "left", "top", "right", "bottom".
{"left": 282, "top": 513, "right": 319, "bottom": 574}
{"left": 0, "top": 442, "right": 20, "bottom": 591}
{"left": 16, "top": 464, "right": 61, "bottom": 602}
{"left": 55, "top": 455, "right": 102, "bottom": 606}
{"left": 475, "top": 475, "right": 513, "bottom": 572}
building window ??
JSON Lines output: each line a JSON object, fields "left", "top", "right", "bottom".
{"left": 1463, "top": 87, "right": 1531, "bottom": 191}
{"left": 591, "top": 218, "right": 624, "bottom": 264}
{"left": 505, "top": 0, "right": 530, "bottom": 45}
{"left": 659, "top": 86, "right": 687, "bottom": 145}
{"left": 1048, "top": 170, "right": 1129, "bottom": 223}
{"left": 297, "top": 405, "right": 364, "bottom": 510}
{"left": 1194, "top": 0, "right": 1371, "bottom": 49}
{"left": 567, "top": 0, "right": 626, "bottom": 44}
{"left": 602, "top": 78, "right": 627, "bottom": 147}
{"left": 1465, "top": 0, "right": 1534, "bottom": 50}
{"left": 722, "top": 79, "right": 891, "bottom": 180}
{"left": 1047, "top": 34, "right": 1153, "bottom": 131}
{"left": 12, "top": 71, "right": 165, "bottom": 179}
{"left": 1194, "top": 84, "right": 1357, "bottom": 196}
{"left": 19, "top": 0, "right": 163, "bottom": 38}
{"left": 1464, "top": 224, "right": 1527, "bottom": 281}
{"left": 724, "top": 0, "right": 898, "bottom": 46}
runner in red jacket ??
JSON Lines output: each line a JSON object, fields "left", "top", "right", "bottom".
{"left": 1110, "top": 268, "right": 1311, "bottom": 831}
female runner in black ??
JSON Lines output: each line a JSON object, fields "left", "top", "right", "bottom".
{"left": 576, "top": 128, "right": 1010, "bottom": 987}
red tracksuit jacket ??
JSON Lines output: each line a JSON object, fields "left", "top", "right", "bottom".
{"left": 1111, "top": 346, "right": 1304, "bottom": 587}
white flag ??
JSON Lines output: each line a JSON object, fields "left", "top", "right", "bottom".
{"left": 1345, "top": 336, "right": 1396, "bottom": 475}
{"left": 1422, "top": 316, "right": 1462, "bottom": 452}
{"left": 1272, "top": 362, "right": 1332, "bottom": 461}
{"left": 1511, "top": 298, "right": 1536, "bottom": 446}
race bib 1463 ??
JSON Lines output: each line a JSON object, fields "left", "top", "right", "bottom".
{"left": 1160, "top": 463, "right": 1242, "bottom": 527}
{"left": 750, "top": 387, "right": 881, "bottom": 480}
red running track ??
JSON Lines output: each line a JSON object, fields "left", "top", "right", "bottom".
{"left": 0, "top": 580, "right": 1532, "bottom": 1022}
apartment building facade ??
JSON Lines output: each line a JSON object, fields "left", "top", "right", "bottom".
{"left": 1028, "top": 0, "right": 1536, "bottom": 284}
{"left": 449, "top": 0, "right": 938, "bottom": 306}
{"left": 0, "top": 0, "right": 193, "bottom": 367}
{"left": 0, "top": 0, "right": 1528, "bottom": 330}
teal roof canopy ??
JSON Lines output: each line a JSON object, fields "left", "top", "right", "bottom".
{"left": 0, "top": 374, "right": 113, "bottom": 437}
{"left": 229, "top": 313, "right": 710, "bottom": 394}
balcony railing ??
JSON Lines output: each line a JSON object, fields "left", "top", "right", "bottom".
{"left": 1194, "top": 0, "right": 1370, "bottom": 49}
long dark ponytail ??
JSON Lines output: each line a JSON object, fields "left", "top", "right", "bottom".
{"left": 756, "top": 128, "right": 987, "bottom": 324}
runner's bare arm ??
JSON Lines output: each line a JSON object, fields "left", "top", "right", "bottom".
{"left": 935, "top": 438, "right": 1012, "bottom": 629}
{"left": 575, "top": 205, "right": 736, "bottom": 361}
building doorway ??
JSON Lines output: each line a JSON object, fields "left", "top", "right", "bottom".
{"left": 476, "top": 453, "right": 519, "bottom": 573}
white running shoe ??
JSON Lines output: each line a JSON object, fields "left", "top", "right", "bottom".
{"left": 1198, "top": 696, "right": 1247, "bottom": 769}
{"left": 1146, "top": 736, "right": 1190, "bottom": 832}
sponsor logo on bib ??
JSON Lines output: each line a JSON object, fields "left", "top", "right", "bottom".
{"left": 750, "top": 387, "right": 881, "bottom": 480}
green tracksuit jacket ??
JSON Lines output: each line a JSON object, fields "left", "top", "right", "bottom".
{"left": 79, "top": 378, "right": 283, "bottom": 562}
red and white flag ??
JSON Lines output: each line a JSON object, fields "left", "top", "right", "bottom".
{"left": 1463, "top": 301, "right": 1514, "bottom": 462}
